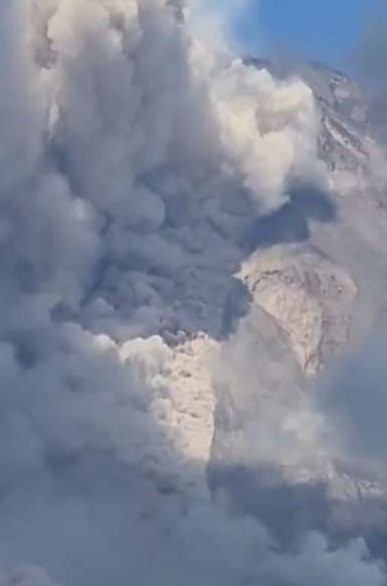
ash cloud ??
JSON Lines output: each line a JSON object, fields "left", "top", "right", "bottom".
{"left": 0, "top": 1, "right": 384, "bottom": 585}
{"left": 354, "top": 17, "right": 387, "bottom": 86}
{"left": 351, "top": 11, "right": 387, "bottom": 137}
{"left": 318, "top": 330, "right": 387, "bottom": 466}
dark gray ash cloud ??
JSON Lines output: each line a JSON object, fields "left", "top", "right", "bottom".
{"left": 0, "top": 1, "right": 385, "bottom": 585}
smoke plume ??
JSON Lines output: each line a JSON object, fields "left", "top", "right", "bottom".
{"left": 0, "top": 1, "right": 384, "bottom": 585}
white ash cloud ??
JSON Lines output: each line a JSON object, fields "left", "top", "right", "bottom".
{"left": 0, "top": 1, "right": 384, "bottom": 585}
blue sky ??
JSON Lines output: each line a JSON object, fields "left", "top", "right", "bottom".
{"left": 234, "top": 0, "right": 385, "bottom": 66}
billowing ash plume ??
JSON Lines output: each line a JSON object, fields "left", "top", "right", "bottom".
{"left": 4, "top": 0, "right": 324, "bottom": 339}
{"left": 0, "top": 1, "right": 384, "bottom": 585}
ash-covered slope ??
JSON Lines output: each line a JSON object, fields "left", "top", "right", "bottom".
{"left": 210, "top": 59, "right": 387, "bottom": 544}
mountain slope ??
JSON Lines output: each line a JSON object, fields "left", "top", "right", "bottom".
{"left": 209, "top": 60, "right": 387, "bottom": 544}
